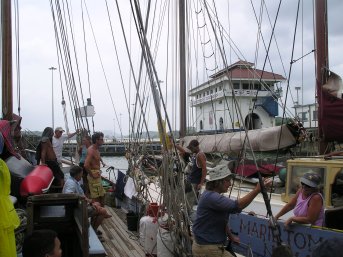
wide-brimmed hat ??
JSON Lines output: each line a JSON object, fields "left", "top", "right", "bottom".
{"left": 55, "top": 127, "right": 65, "bottom": 132}
{"left": 206, "top": 164, "right": 233, "bottom": 182}
{"left": 300, "top": 172, "right": 321, "bottom": 188}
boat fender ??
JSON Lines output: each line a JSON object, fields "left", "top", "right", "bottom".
{"left": 20, "top": 165, "right": 54, "bottom": 197}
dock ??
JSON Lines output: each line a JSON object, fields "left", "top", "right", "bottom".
{"left": 100, "top": 206, "right": 146, "bottom": 257}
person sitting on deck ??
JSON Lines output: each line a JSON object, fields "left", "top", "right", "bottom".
{"left": 22, "top": 229, "right": 62, "bottom": 257}
{"left": 275, "top": 172, "right": 324, "bottom": 227}
{"left": 36, "top": 127, "right": 64, "bottom": 188}
{"left": 62, "top": 165, "right": 111, "bottom": 241}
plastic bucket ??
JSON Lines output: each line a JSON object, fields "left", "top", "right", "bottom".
{"left": 126, "top": 212, "right": 139, "bottom": 231}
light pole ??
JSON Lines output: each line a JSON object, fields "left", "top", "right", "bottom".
{"left": 120, "top": 113, "right": 122, "bottom": 141}
{"left": 49, "top": 67, "right": 57, "bottom": 128}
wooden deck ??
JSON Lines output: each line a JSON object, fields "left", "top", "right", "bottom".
{"left": 98, "top": 206, "right": 147, "bottom": 257}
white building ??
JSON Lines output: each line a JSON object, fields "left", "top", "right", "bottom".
{"left": 294, "top": 103, "right": 318, "bottom": 128}
{"left": 189, "top": 60, "right": 285, "bottom": 132}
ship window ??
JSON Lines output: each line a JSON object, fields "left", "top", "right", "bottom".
{"left": 332, "top": 169, "right": 343, "bottom": 207}
{"left": 312, "top": 110, "right": 318, "bottom": 121}
{"left": 288, "top": 166, "right": 325, "bottom": 195}
{"left": 299, "top": 112, "right": 308, "bottom": 122}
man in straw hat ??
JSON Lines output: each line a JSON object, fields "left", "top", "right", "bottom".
{"left": 192, "top": 163, "right": 271, "bottom": 257}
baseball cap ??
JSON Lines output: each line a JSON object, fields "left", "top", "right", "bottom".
{"left": 55, "top": 127, "right": 65, "bottom": 132}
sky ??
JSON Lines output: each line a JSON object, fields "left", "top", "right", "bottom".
{"left": 8, "top": 0, "right": 343, "bottom": 136}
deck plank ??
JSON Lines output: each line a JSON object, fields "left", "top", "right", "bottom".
{"left": 99, "top": 206, "right": 146, "bottom": 257}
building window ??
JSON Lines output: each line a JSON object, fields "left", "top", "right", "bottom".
{"left": 233, "top": 83, "right": 240, "bottom": 89}
{"left": 203, "top": 93, "right": 205, "bottom": 97}
{"left": 210, "top": 89, "right": 213, "bottom": 94}
{"left": 207, "top": 91, "right": 209, "bottom": 95}
{"left": 312, "top": 110, "right": 318, "bottom": 121}
{"left": 219, "top": 100, "right": 222, "bottom": 104}
{"left": 219, "top": 86, "right": 222, "bottom": 90}
{"left": 219, "top": 117, "right": 224, "bottom": 131}
{"left": 200, "top": 120, "right": 203, "bottom": 130}
{"left": 242, "top": 83, "right": 250, "bottom": 90}
{"left": 215, "top": 88, "right": 218, "bottom": 92}
{"left": 299, "top": 112, "right": 308, "bottom": 122}
{"left": 254, "top": 84, "right": 261, "bottom": 90}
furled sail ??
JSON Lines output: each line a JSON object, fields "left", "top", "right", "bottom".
{"left": 181, "top": 124, "right": 299, "bottom": 154}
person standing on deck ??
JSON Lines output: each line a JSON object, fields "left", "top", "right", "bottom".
{"left": 192, "top": 166, "right": 271, "bottom": 257}
{"left": 186, "top": 140, "right": 207, "bottom": 212}
{"left": 52, "top": 126, "right": 79, "bottom": 167}
{"left": 78, "top": 135, "right": 92, "bottom": 196}
{"left": 84, "top": 132, "right": 106, "bottom": 206}
{"left": 37, "top": 127, "right": 64, "bottom": 187}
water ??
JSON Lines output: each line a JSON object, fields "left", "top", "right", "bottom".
{"left": 100, "top": 156, "right": 128, "bottom": 183}
{"left": 102, "top": 156, "right": 128, "bottom": 170}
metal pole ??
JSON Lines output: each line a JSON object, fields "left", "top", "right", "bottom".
{"left": 49, "top": 67, "right": 57, "bottom": 128}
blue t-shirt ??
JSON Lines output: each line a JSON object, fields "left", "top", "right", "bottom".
{"left": 62, "top": 177, "right": 85, "bottom": 196}
{"left": 192, "top": 190, "right": 241, "bottom": 244}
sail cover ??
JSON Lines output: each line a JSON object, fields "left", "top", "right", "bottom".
{"left": 320, "top": 90, "right": 343, "bottom": 142}
{"left": 181, "top": 124, "right": 296, "bottom": 154}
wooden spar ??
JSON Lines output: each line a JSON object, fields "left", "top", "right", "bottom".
{"left": 1, "top": 0, "right": 13, "bottom": 121}
{"left": 179, "top": 0, "right": 186, "bottom": 137}
{"left": 314, "top": 0, "right": 329, "bottom": 154}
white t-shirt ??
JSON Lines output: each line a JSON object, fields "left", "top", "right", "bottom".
{"left": 53, "top": 134, "right": 68, "bottom": 162}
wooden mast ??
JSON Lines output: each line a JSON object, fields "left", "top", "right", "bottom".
{"left": 1, "top": 0, "right": 13, "bottom": 121}
{"left": 179, "top": 0, "right": 186, "bottom": 137}
{"left": 314, "top": 0, "right": 329, "bottom": 154}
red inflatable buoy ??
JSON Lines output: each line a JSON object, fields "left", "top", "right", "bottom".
{"left": 20, "top": 165, "right": 54, "bottom": 197}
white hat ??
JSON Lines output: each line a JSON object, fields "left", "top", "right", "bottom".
{"left": 206, "top": 164, "right": 233, "bottom": 182}
{"left": 55, "top": 127, "right": 65, "bottom": 132}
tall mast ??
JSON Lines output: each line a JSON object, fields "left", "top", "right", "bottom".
{"left": 179, "top": 0, "right": 186, "bottom": 137}
{"left": 314, "top": 0, "right": 329, "bottom": 154}
{"left": 1, "top": 0, "right": 13, "bottom": 121}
